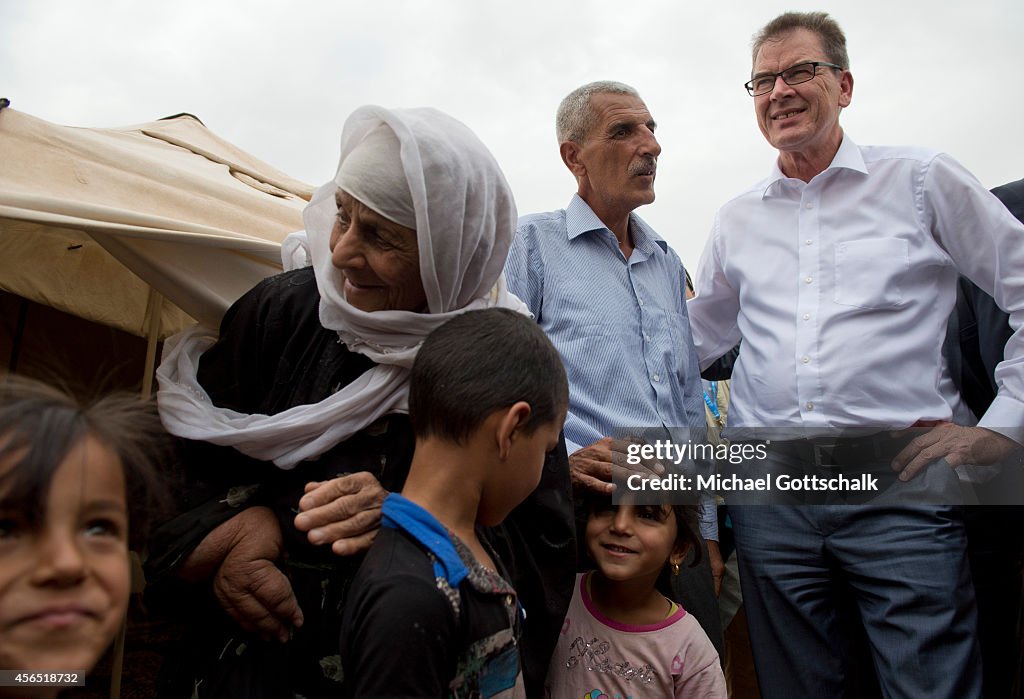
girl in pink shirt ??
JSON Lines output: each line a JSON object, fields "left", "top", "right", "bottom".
{"left": 546, "top": 497, "right": 727, "bottom": 698}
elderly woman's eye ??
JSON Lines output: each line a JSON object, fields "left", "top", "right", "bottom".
{"left": 368, "top": 229, "right": 398, "bottom": 249}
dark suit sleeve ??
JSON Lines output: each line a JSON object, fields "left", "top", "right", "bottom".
{"left": 991, "top": 178, "right": 1024, "bottom": 223}
{"left": 700, "top": 343, "right": 740, "bottom": 381}
{"left": 946, "top": 179, "right": 1022, "bottom": 420}
{"left": 963, "top": 280, "right": 1014, "bottom": 389}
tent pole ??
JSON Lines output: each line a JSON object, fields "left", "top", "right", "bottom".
{"left": 140, "top": 288, "right": 164, "bottom": 399}
{"left": 109, "top": 620, "right": 127, "bottom": 699}
{"left": 8, "top": 297, "right": 29, "bottom": 373}
{"left": 109, "top": 288, "right": 164, "bottom": 699}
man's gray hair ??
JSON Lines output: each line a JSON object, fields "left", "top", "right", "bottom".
{"left": 751, "top": 11, "right": 850, "bottom": 70}
{"left": 556, "top": 80, "right": 640, "bottom": 145}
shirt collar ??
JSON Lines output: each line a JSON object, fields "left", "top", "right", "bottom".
{"left": 381, "top": 492, "right": 468, "bottom": 587}
{"left": 564, "top": 193, "right": 667, "bottom": 254}
{"left": 761, "top": 133, "right": 868, "bottom": 199}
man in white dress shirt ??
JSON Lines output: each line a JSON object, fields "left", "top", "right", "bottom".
{"left": 686, "top": 11, "right": 1024, "bottom": 698}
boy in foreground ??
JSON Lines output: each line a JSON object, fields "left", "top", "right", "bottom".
{"left": 340, "top": 308, "right": 569, "bottom": 698}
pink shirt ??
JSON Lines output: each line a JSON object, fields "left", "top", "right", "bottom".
{"left": 546, "top": 574, "right": 727, "bottom": 699}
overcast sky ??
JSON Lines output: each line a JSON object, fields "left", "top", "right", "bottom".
{"left": 3, "top": 0, "right": 1022, "bottom": 268}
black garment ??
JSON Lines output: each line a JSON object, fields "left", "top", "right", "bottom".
{"left": 700, "top": 343, "right": 739, "bottom": 382}
{"left": 951, "top": 271, "right": 1024, "bottom": 699}
{"left": 341, "top": 519, "right": 522, "bottom": 698}
{"left": 948, "top": 276, "right": 1014, "bottom": 423}
{"left": 145, "top": 267, "right": 575, "bottom": 698}
{"left": 946, "top": 177, "right": 1024, "bottom": 699}
{"left": 994, "top": 178, "right": 1024, "bottom": 225}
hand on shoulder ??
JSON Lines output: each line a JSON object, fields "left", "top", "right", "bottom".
{"left": 294, "top": 471, "right": 388, "bottom": 556}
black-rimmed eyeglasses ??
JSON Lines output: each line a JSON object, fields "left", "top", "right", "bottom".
{"left": 745, "top": 61, "right": 843, "bottom": 96}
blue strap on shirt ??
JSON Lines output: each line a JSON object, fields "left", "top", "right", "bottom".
{"left": 381, "top": 493, "right": 468, "bottom": 587}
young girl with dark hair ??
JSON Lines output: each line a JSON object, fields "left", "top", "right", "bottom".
{"left": 0, "top": 376, "right": 166, "bottom": 698}
{"left": 546, "top": 496, "right": 727, "bottom": 698}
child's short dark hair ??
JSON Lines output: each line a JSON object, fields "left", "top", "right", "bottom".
{"left": 0, "top": 374, "right": 170, "bottom": 549}
{"left": 409, "top": 308, "right": 568, "bottom": 443}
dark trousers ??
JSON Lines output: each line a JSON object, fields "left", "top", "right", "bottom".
{"left": 728, "top": 456, "right": 981, "bottom": 699}
{"left": 965, "top": 503, "right": 1024, "bottom": 698}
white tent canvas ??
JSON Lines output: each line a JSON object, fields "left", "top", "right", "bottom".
{"left": 0, "top": 105, "right": 313, "bottom": 335}
{"left": 0, "top": 105, "right": 313, "bottom": 387}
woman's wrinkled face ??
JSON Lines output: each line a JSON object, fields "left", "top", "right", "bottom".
{"left": 330, "top": 190, "right": 427, "bottom": 313}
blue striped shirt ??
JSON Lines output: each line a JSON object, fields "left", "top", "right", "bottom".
{"left": 506, "top": 195, "right": 715, "bottom": 538}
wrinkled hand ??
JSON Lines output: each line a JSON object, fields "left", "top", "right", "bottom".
{"left": 706, "top": 539, "right": 725, "bottom": 597}
{"left": 891, "top": 423, "right": 1021, "bottom": 481}
{"left": 211, "top": 507, "right": 303, "bottom": 643}
{"left": 294, "top": 471, "right": 388, "bottom": 556}
{"left": 568, "top": 437, "right": 665, "bottom": 494}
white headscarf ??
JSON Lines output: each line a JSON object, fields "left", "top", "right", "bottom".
{"left": 336, "top": 122, "right": 416, "bottom": 229}
{"left": 157, "top": 106, "right": 527, "bottom": 468}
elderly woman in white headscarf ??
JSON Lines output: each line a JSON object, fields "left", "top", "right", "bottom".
{"left": 146, "top": 107, "right": 575, "bottom": 699}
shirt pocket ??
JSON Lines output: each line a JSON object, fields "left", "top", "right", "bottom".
{"left": 560, "top": 323, "right": 639, "bottom": 391}
{"left": 833, "top": 238, "right": 909, "bottom": 309}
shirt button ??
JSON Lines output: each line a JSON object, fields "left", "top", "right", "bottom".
{"left": 806, "top": 402, "right": 814, "bottom": 410}
{"left": 805, "top": 277, "right": 813, "bottom": 284}
{"left": 803, "top": 313, "right": 810, "bottom": 320}
{"left": 801, "top": 356, "right": 810, "bottom": 364}
{"left": 805, "top": 203, "right": 814, "bottom": 209}
{"left": 805, "top": 239, "right": 813, "bottom": 245}
{"left": 644, "top": 333, "right": 651, "bottom": 342}
{"left": 652, "top": 374, "right": 661, "bottom": 383}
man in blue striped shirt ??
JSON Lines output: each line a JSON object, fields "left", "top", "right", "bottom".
{"left": 504, "top": 81, "right": 724, "bottom": 655}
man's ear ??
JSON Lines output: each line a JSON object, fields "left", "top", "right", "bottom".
{"left": 560, "top": 141, "right": 586, "bottom": 179}
{"left": 838, "top": 70, "right": 854, "bottom": 108}
{"left": 496, "top": 401, "right": 533, "bottom": 460}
